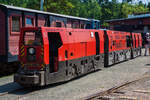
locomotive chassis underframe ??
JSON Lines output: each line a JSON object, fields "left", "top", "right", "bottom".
{"left": 104, "top": 48, "right": 141, "bottom": 67}
{"left": 14, "top": 54, "right": 104, "bottom": 86}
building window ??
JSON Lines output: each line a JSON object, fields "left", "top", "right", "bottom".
{"left": 12, "top": 16, "right": 20, "bottom": 32}
{"left": 26, "top": 17, "right": 34, "bottom": 26}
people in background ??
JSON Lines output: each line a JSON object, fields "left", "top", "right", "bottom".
{"left": 148, "top": 33, "right": 150, "bottom": 55}
{"left": 144, "top": 32, "right": 150, "bottom": 56}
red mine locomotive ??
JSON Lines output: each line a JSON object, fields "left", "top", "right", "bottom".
{"left": 14, "top": 27, "right": 142, "bottom": 86}
{"left": 14, "top": 27, "right": 104, "bottom": 85}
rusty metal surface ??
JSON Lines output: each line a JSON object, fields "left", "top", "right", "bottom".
{"left": 84, "top": 74, "right": 150, "bottom": 100}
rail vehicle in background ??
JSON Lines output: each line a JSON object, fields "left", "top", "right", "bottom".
{"left": 14, "top": 27, "right": 142, "bottom": 86}
{"left": 0, "top": 4, "right": 100, "bottom": 75}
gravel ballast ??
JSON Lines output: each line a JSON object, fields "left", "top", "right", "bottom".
{"left": 0, "top": 51, "right": 150, "bottom": 100}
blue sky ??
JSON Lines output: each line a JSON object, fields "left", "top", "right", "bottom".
{"left": 117, "top": 0, "right": 150, "bottom": 4}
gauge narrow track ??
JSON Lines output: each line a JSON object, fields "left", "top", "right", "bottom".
{"left": 84, "top": 75, "right": 150, "bottom": 100}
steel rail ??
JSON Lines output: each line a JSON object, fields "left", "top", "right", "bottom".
{"left": 84, "top": 75, "right": 150, "bottom": 100}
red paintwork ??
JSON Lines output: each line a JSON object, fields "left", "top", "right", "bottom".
{"left": 138, "top": 33, "right": 142, "bottom": 47}
{"left": 19, "top": 27, "right": 142, "bottom": 71}
{"left": 8, "top": 13, "right": 22, "bottom": 56}
{"left": 0, "top": 9, "right": 6, "bottom": 55}
{"left": 9, "top": 13, "right": 22, "bottom": 35}
{"left": 133, "top": 32, "right": 142, "bottom": 48}
{"left": 106, "top": 30, "right": 130, "bottom": 52}
{"left": 38, "top": 14, "right": 46, "bottom": 27}
{"left": 19, "top": 27, "right": 105, "bottom": 70}
{"left": 19, "top": 27, "right": 43, "bottom": 70}
{"left": 132, "top": 33, "right": 137, "bottom": 48}
{"left": 41, "top": 27, "right": 105, "bottom": 63}
{"left": 135, "top": 33, "right": 139, "bottom": 48}
{"left": 98, "top": 30, "right": 105, "bottom": 54}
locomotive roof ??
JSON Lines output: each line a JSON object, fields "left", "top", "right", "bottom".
{"left": 0, "top": 4, "right": 99, "bottom": 22}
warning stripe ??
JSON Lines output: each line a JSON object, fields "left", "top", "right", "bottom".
{"left": 20, "top": 45, "right": 24, "bottom": 50}
{"left": 21, "top": 49, "right": 24, "bottom": 54}
{"left": 20, "top": 45, "right": 25, "bottom": 57}
{"left": 41, "top": 64, "right": 45, "bottom": 68}
{"left": 21, "top": 52, "right": 25, "bottom": 57}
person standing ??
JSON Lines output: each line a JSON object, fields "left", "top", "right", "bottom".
{"left": 144, "top": 32, "right": 150, "bottom": 56}
{"left": 148, "top": 33, "right": 150, "bottom": 55}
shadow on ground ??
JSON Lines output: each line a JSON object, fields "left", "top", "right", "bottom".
{"left": 146, "top": 64, "right": 150, "bottom": 66}
{"left": 0, "top": 82, "right": 21, "bottom": 94}
{"left": 0, "top": 70, "right": 101, "bottom": 96}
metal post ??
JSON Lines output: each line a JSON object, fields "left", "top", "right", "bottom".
{"left": 40, "top": 0, "right": 44, "bottom": 11}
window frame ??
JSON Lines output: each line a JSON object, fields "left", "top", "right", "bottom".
{"left": 10, "top": 14, "right": 22, "bottom": 35}
{"left": 25, "top": 15, "right": 35, "bottom": 27}
{"left": 23, "top": 30, "right": 43, "bottom": 46}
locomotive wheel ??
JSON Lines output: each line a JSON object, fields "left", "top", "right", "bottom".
{"left": 67, "top": 66, "right": 75, "bottom": 79}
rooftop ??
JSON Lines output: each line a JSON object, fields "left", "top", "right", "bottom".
{"left": 107, "top": 12, "right": 150, "bottom": 22}
{"left": 0, "top": 4, "right": 99, "bottom": 22}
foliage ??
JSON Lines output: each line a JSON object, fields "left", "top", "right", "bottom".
{"left": 0, "top": 0, "right": 150, "bottom": 25}
{"left": 70, "top": 0, "right": 102, "bottom": 19}
{"left": 119, "top": 2, "right": 148, "bottom": 18}
{"left": 25, "top": 0, "right": 40, "bottom": 10}
{"left": 0, "top": 0, "right": 27, "bottom": 7}
{"left": 44, "top": 0, "right": 74, "bottom": 15}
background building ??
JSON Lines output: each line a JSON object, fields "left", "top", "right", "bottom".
{"left": 107, "top": 12, "right": 150, "bottom": 33}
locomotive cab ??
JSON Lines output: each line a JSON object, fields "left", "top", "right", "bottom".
{"left": 15, "top": 27, "right": 64, "bottom": 86}
{"left": 21, "top": 28, "right": 44, "bottom": 70}
{"left": 14, "top": 27, "right": 46, "bottom": 86}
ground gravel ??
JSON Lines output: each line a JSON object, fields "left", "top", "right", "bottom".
{"left": 0, "top": 50, "right": 150, "bottom": 100}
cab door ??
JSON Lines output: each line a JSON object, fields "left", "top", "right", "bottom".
{"left": 48, "top": 32, "right": 62, "bottom": 73}
{"left": 95, "top": 32, "right": 100, "bottom": 55}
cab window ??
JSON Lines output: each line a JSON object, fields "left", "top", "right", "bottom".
{"left": 24, "top": 30, "right": 42, "bottom": 46}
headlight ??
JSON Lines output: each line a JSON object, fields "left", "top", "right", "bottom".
{"left": 28, "top": 48, "right": 35, "bottom": 55}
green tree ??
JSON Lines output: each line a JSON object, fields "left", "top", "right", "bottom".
{"left": 80, "top": 0, "right": 101, "bottom": 19}
{"left": 44, "top": 0, "right": 74, "bottom": 15}
{"left": 147, "top": 2, "right": 150, "bottom": 11}
{"left": 0, "top": 0, "right": 27, "bottom": 7}
{"left": 0, "top": 0, "right": 149, "bottom": 25}
{"left": 119, "top": 2, "right": 148, "bottom": 18}
{"left": 101, "top": 0, "right": 120, "bottom": 22}
{"left": 26, "top": 0, "right": 40, "bottom": 10}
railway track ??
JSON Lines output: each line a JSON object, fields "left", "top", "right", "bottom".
{"left": 1, "top": 73, "right": 150, "bottom": 100}
{"left": 84, "top": 75, "right": 150, "bottom": 100}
